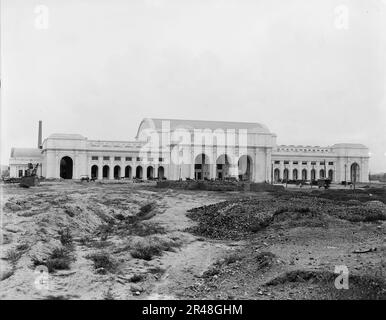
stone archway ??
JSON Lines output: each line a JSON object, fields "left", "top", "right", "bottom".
{"left": 114, "top": 165, "right": 121, "bottom": 179}
{"left": 158, "top": 166, "right": 165, "bottom": 179}
{"left": 136, "top": 166, "right": 143, "bottom": 179}
{"left": 216, "top": 154, "right": 231, "bottom": 179}
{"left": 238, "top": 155, "right": 252, "bottom": 181}
{"left": 125, "top": 165, "right": 132, "bottom": 178}
{"left": 91, "top": 165, "right": 98, "bottom": 179}
{"left": 194, "top": 153, "right": 210, "bottom": 180}
{"left": 60, "top": 156, "right": 73, "bottom": 179}
{"left": 350, "top": 163, "right": 360, "bottom": 183}
{"left": 293, "top": 168, "right": 298, "bottom": 180}
{"left": 311, "top": 169, "right": 316, "bottom": 181}
{"left": 302, "top": 169, "right": 307, "bottom": 181}
{"left": 274, "top": 168, "right": 280, "bottom": 182}
{"left": 102, "top": 165, "right": 110, "bottom": 179}
{"left": 147, "top": 166, "right": 154, "bottom": 179}
{"left": 283, "top": 168, "right": 289, "bottom": 181}
{"left": 328, "top": 169, "right": 334, "bottom": 181}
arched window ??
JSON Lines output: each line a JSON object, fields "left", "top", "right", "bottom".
{"left": 283, "top": 168, "right": 289, "bottom": 181}
{"left": 302, "top": 169, "right": 307, "bottom": 181}
{"left": 158, "top": 166, "right": 165, "bottom": 179}
{"left": 293, "top": 169, "right": 298, "bottom": 180}
{"left": 328, "top": 169, "right": 333, "bottom": 181}
{"left": 311, "top": 169, "right": 316, "bottom": 181}
{"left": 103, "top": 165, "right": 110, "bottom": 179}
{"left": 274, "top": 168, "right": 280, "bottom": 182}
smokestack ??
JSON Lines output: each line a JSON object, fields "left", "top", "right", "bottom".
{"left": 38, "top": 120, "right": 42, "bottom": 149}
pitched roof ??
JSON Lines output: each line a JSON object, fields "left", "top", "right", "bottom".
{"left": 137, "top": 118, "right": 271, "bottom": 136}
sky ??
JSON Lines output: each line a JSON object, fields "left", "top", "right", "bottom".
{"left": 1, "top": 0, "right": 386, "bottom": 172}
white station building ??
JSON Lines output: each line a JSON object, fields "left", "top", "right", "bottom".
{"left": 9, "top": 118, "right": 369, "bottom": 183}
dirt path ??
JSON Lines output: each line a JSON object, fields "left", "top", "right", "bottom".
{"left": 143, "top": 191, "right": 232, "bottom": 299}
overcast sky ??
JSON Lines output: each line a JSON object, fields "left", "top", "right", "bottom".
{"left": 1, "top": 0, "right": 386, "bottom": 172}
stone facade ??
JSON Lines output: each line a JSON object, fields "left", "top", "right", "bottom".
{"left": 9, "top": 118, "right": 370, "bottom": 183}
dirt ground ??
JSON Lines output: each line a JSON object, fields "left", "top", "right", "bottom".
{"left": 0, "top": 181, "right": 385, "bottom": 300}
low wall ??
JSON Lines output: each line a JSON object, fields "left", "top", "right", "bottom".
{"left": 156, "top": 180, "right": 284, "bottom": 192}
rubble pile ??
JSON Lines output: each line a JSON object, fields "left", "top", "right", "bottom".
{"left": 187, "top": 195, "right": 386, "bottom": 240}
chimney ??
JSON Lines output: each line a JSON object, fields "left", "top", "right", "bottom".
{"left": 38, "top": 120, "right": 42, "bottom": 149}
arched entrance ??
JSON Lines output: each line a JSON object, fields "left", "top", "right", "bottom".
{"left": 136, "top": 166, "right": 143, "bottom": 179}
{"left": 283, "top": 168, "right": 289, "bottom": 181}
{"left": 238, "top": 155, "right": 252, "bottom": 181}
{"left": 125, "top": 165, "right": 132, "bottom": 178}
{"left": 328, "top": 169, "right": 334, "bottom": 181}
{"left": 274, "top": 168, "right": 280, "bottom": 182}
{"left": 302, "top": 169, "right": 307, "bottom": 181}
{"left": 60, "top": 156, "right": 73, "bottom": 179}
{"left": 103, "top": 165, "right": 110, "bottom": 179}
{"left": 311, "top": 169, "right": 316, "bottom": 181}
{"left": 319, "top": 169, "right": 325, "bottom": 179}
{"left": 350, "top": 163, "right": 360, "bottom": 183}
{"left": 293, "top": 169, "right": 298, "bottom": 180}
{"left": 147, "top": 166, "right": 154, "bottom": 179}
{"left": 114, "top": 166, "right": 121, "bottom": 179}
{"left": 194, "top": 154, "right": 210, "bottom": 180}
{"left": 91, "top": 165, "right": 98, "bottom": 179}
{"left": 216, "top": 154, "right": 231, "bottom": 179}
{"left": 158, "top": 166, "right": 165, "bottom": 179}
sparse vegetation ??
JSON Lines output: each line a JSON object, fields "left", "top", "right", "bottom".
{"left": 32, "top": 246, "right": 75, "bottom": 273}
{"left": 4, "top": 248, "right": 23, "bottom": 265}
{"left": 59, "top": 227, "right": 74, "bottom": 247}
{"left": 103, "top": 287, "right": 115, "bottom": 300}
{"left": 2, "top": 180, "right": 385, "bottom": 299}
{"left": 129, "top": 236, "right": 182, "bottom": 260}
{"left": 86, "top": 251, "right": 118, "bottom": 273}
{"left": 117, "top": 221, "right": 166, "bottom": 237}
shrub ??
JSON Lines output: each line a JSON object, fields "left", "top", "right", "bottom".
{"left": 86, "top": 252, "right": 118, "bottom": 273}
{"left": 59, "top": 227, "right": 73, "bottom": 247}
{"left": 130, "top": 273, "right": 145, "bottom": 282}
{"left": 137, "top": 202, "right": 156, "bottom": 218}
{"left": 32, "top": 246, "right": 74, "bottom": 273}
{"left": 130, "top": 236, "right": 181, "bottom": 261}
{"left": 4, "top": 249, "right": 23, "bottom": 266}
{"left": 222, "top": 252, "right": 245, "bottom": 265}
